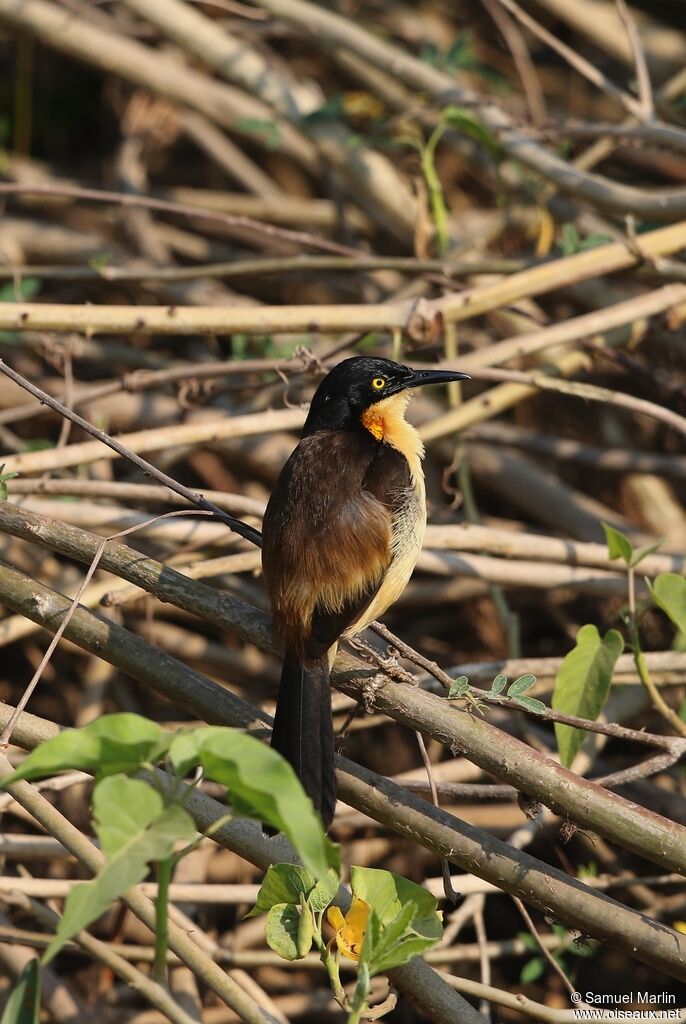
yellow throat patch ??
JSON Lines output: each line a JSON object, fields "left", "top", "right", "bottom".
{"left": 360, "top": 393, "right": 425, "bottom": 471}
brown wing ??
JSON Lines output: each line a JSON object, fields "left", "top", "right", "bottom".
{"left": 262, "top": 432, "right": 410, "bottom": 661}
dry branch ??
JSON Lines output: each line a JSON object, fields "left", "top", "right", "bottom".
{"left": 252, "top": 0, "right": 686, "bottom": 218}
{"left": 2, "top": 503, "right": 686, "bottom": 890}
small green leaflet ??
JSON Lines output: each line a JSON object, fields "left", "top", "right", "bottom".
{"left": 490, "top": 674, "right": 508, "bottom": 695}
{"left": 602, "top": 522, "right": 633, "bottom": 565}
{"left": 552, "top": 625, "right": 623, "bottom": 768}
{"left": 507, "top": 674, "right": 536, "bottom": 697}
{"left": 448, "top": 675, "right": 470, "bottom": 698}
{"left": 602, "top": 522, "right": 664, "bottom": 568}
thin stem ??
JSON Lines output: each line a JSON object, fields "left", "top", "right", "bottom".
{"left": 422, "top": 124, "right": 449, "bottom": 256}
{"left": 321, "top": 947, "right": 347, "bottom": 1008}
{"left": 153, "top": 857, "right": 174, "bottom": 986}
{"left": 628, "top": 566, "right": 686, "bottom": 738}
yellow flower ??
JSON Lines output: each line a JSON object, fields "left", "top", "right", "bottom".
{"left": 326, "top": 897, "right": 372, "bottom": 961}
{"left": 674, "top": 921, "right": 686, "bottom": 934}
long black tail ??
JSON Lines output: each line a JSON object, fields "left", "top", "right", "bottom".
{"left": 270, "top": 651, "right": 336, "bottom": 829}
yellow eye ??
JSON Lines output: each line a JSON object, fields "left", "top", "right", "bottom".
{"left": 371, "top": 377, "right": 386, "bottom": 390}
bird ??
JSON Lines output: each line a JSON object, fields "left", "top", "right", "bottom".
{"left": 261, "top": 356, "right": 470, "bottom": 829}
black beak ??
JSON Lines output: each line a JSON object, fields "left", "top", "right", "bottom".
{"left": 392, "top": 367, "right": 471, "bottom": 394}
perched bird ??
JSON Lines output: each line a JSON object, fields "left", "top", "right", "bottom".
{"left": 261, "top": 356, "right": 469, "bottom": 828}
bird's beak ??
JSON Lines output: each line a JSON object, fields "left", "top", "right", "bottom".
{"left": 400, "top": 368, "right": 471, "bottom": 392}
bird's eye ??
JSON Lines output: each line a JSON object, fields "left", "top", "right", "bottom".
{"left": 371, "top": 377, "right": 386, "bottom": 390}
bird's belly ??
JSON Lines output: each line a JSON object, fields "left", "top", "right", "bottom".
{"left": 344, "top": 481, "right": 426, "bottom": 637}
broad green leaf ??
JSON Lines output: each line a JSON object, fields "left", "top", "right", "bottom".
{"left": 265, "top": 904, "right": 302, "bottom": 961}
{"left": 448, "top": 675, "right": 469, "bottom": 698}
{"left": 649, "top": 573, "right": 686, "bottom": 635}
{"left": 247, "top": 864, "right": 316, "bottom": 917}
{"left": 43, "top": 782, "right": 195, "bottom": 964}
{"left": 490, "top": 673, "right": 508, "bottom": 695}
{"left": 196, "top": 728, "right": 337, "bottom": 880}
{"left": 168, "top": 730, "right": 204, "bottom": 778}
{"left": 350, "top": 867, "right": 442, "bottom": 940}
{"left": 308, "top": 868, "right": 340, "bottom": 913}
{"left": 602, "top": 522, "right": 633, "bottom": 566}
{"left": 1, "top": 959, "right": 40, "bottom": 1024}
{"left": 93, "top": 776, "right": 164, "bottom": 855}
{"left": 3, "top": 714, "right": 169, "bottom": 786}
{"left": 552, "top": 625, "right": 624, "bottom": 768}
{"left": 507, "top": 674, "right": 536, "bottom": 697}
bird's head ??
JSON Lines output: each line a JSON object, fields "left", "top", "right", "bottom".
{"left": 303, "top": 356, "right": 470, "bottom": 437}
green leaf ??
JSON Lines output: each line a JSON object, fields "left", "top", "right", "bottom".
{"left": 247, "top": 864, "right": 316, "bottom": 917}
{"left": 297, "top": 899, "right": 315, "bottom": 957}
{"left": 520, "top": 956, "right": 546, "bottom": 983}
{"left": 0, "top": 278, "right": 40, "bottom": 303}
{"left": 507, "top": 674, "right": 536, "bottom": 697}
{"left": 629, "top": 539, "right": 664, "bottom": 567}
{"left": 308, "top": 868, "right": 340, "bottom": 913}
{"left": 43, "top": 776, "right": 195, "bottom": 964}
{"left": 3, "top": 714, "right": 170, "bottom": 786}
{"left": 93, "top": 776, "right": 165, "bottom": 856}
{"left": 0, "top": 464, "right": 19, "bottom": 502}
{"left": 195, "top": 728, "right": 338, "bottom": 880}
{"left": 579, "top": 233, "right": 613, "bottom": 251}
{"left": 168, "top": 730, "right": 203, "bottom": 778}
{"left": 441, "top": 105, "right": 500, "bottom": 160}
{"left": 552, "top": 625, "right": 624, "bottom": 768}
{"left": 448, "top": 675, "right": 470, "bottom": 698}
{"left": 350, "top": 867, "right": 442, "bottom": 940}
{"left": 602, "top": 522, "right": 633, "bottom": 566}
{"left": 265, "top": 904, "right": 302, "bottom": 961}
{"left": 561, "top": 223, "right": 581, "bottom": 256}
{"left": 511, "top": 695, "right": 547, "bottom": 715}
{"left": 1, "top": 959, "right": 40, "bottom": 1024}
{"left": 489, "top": 673, "right": 508, "bottom": 695}
{"left": 516, "top": 931, "right": 539, "bottom": 952}
{"left": 235, "top": 117, "right": 281, "bottom": 150}
{"left": 649, "top": 573, "right": 686, "bottom": 635}
{"left": 361, "top": 904, "right": 414, "bottom": 974}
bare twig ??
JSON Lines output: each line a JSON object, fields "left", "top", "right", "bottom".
{"left": 0, "top": 509, "right": 213, "bottom": 748}
{"left": 512, "top": 897, "right": 577, "bottom": 998}
{"left": 615, "top": 0, "right": 654, "bottom": 119}
{"left": 0, "top": 359, "right": 264, "bottom": 545}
